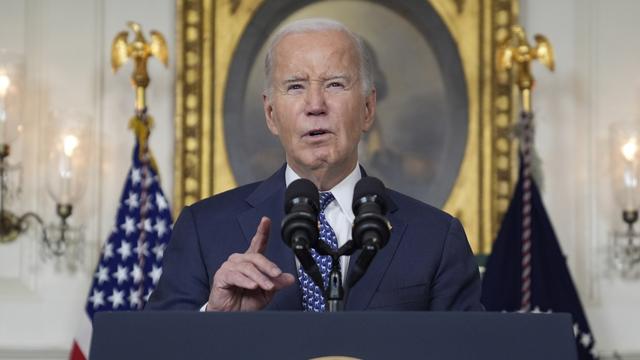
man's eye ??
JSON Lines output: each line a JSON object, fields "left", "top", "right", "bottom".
{"left": 327, "top": 82, "right": 345, "bottom": 88}
{"left": 287, "top": 84, "right": 304, "bottom": 91}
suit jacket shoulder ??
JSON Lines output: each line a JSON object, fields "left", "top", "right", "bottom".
{"left": 188, "top": 180, "right": 261, "bottom": 222}
{"left": 355, "top": 188, "right": 482, "bottom": 311}
{"left": 387, "top": 188, "right": 453, "bottom": 226}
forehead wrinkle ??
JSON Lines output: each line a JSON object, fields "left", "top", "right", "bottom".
{"left": 272, "top": 30, "right": 361, "bottom": 85}
{"left": 277, "top": 66, "right": 354, "bottom": 84}
{"left": 323, "top": 74, "right": 350, "bottom": 81}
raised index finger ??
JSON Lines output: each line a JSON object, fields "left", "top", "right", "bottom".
{"left": 246, "top": 217, "right": 271, "bottom": 254}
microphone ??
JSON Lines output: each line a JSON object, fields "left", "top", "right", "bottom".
{"left": 281, "top": 178, "right": 324, "bottom": 290}
{"left": 348, "top": 177, "right": 391, "bottom": 288}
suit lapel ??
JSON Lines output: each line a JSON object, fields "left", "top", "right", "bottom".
{"left": 345, "top": 191, "right": 407, "bottom": 310}
{"left": 237, "top": 166, "right": 302, "bottom": 310}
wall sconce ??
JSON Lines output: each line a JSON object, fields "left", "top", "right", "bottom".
{"left": 610, "top": 123, "right": 640, "bottom": 277}
{"left": 0, "top": 49, "right": 87, "bottom": 264}
{"left": 44, "top": 116, "right": 89, "bottom": 260}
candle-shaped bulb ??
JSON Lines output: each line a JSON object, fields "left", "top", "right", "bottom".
{"left": 622, "top": 137, "right": 638, "bottom": 162}
{"left": 63, "top": 134, "right": 79, "bottom": 157}
{"left": 0, "top": 74, "right": 10, "bottom": 97}
{"left": 57, "top": 134, "right": 80, "bottom": 204}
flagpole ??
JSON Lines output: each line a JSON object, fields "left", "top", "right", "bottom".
{"left": 496, "top": 25, "right": 554, "bottom": 312}
{"left": 111, "top": 21, "right": 169, "bottom": 308}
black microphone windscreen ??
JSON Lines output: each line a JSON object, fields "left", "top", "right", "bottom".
{"left": 285, "top": 178, "right": 319, "bottom": 213}
{"left": 352, "top": 177, "right": 387, "bottom": 213}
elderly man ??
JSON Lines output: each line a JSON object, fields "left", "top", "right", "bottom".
{"left": 147, "top": 18, "right": 482, "bottom": 312}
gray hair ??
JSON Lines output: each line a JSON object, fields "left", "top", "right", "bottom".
{"left": 263, "top": 18, "right": 374, "bottom": 97}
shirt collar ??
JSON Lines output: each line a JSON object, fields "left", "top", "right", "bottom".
{"left": 285, "top": 163, "right": 361, "bottom": 221}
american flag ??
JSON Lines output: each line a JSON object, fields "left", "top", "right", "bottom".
{"left": 70, "top": 139, "right": 173, "bottom": 360}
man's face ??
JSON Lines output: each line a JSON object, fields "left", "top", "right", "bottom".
{"left": 263, "top": 30, "right": 376, "bottom": 175}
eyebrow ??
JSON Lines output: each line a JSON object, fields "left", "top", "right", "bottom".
{"left": 280, "top": 74, "right": 352, "bottom": 84}
{"left": 282, "top": 76, "right": 308, "bottom": 84}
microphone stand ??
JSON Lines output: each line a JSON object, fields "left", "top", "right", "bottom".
{"left": 326, "top": 258, "right": 343, "bottom": 312}
{"left": 316, "top": 240, "right": 356, "bottom": 312}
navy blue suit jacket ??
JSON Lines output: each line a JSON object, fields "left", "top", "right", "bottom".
{"left": 147, "top": 166, "right": 482, "bottom": 311}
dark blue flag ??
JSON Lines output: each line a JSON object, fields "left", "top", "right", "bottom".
{"left": 481, "top": 162, "right": 597, "bottom": 359}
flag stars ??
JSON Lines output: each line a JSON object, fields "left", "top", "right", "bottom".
{"left": 139, "top": 218, "right": 153, "bottom": 234}
{"left": 152, "top": 243, "right": 165, "bottom": 261}
{"left": 129, "top": 287, "right": 142, "bottom": 308}
{"left": 84, "top": 160, "right": 173, "bottom": 316}
{"left": 125, "top": 192, "right": 139, "bottom": 210}
{"left": 580, "top": 332, "right": 592, "bottom": 348}
{"left": 89, "top": 289, "right": 105, "bottom": 309}
{"left": 121, "top": 216, "right": 136, "bottom": 236}
{"left": 103, "top": 243, "right": 114, "bottom": 260}
{"left": 149, "top": 265, "right": 162, "bottom": 285}
{"left": 154, "top": 218, "right": 168, "bottom": 238}
{"left": 134, "top": 241, "right": 150, "bottom": 257}
{"left": 117, "top": 240, "right": 132, "bottom": 261}
{"left": 94, "top": 265, "right": 109, "bottom": 285}
{"left": 131, "top": 168, "right": 142, "bottom": 184}
{"left": 156, "top": 193, "right": 168, "bottom": 211}
{"left": 112, "top": 265, "right": 129, "bottom": 285}
{"left": 130, "top": 264, "right": 143, "bottom": 284}
{"left": 108, "top": 289, "right": 125, "bottom": 309}
{"left": 143, "top": 175, "right": 155, "bottom": 188}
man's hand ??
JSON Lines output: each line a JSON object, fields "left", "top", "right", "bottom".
{"left": 207, "top": 217, "right": 296, "bottom": 311}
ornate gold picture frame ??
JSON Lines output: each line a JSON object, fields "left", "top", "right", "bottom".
{"left": 174, "top": 0, "right": 518, "bottom": 254}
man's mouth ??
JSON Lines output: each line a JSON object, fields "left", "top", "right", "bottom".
{"left": 305, "top": 129, "right": 331, "bottom": 137}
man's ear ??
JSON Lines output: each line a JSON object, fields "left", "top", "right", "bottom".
{"left": 263, "top": 93, "right": 279, "bottom": 135}
{"left": 362, "top": 88, "right": 377, "bottom": 132}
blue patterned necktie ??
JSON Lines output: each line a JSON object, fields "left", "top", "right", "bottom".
{"left": 298, "top": 191, "right": 339, "bottom": 312}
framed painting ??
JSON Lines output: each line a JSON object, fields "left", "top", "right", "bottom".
{"left": 174, "top": 0, "right": 519, "bottom": 254}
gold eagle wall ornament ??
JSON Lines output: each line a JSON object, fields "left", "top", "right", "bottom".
{"left": 497, "top": 25, "right": 554, "bottom": 112}
{"left": 111, "top": 21, "right": 168, "bottom": 111}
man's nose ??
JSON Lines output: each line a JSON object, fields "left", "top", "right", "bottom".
{"left": 305, "top": 83, "right": 327, "bottom": 116}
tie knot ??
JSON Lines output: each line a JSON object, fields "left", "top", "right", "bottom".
{"left": 319, "top": 192, "right": 335, "bottom": 211}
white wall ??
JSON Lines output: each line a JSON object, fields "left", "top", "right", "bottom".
{"left": 1, "top": 0, "right": 639, "bottom": 359}
{"left": 0, "top": 0, "right": 174, "bottom": 358}
{"left": 523, "top": 0, "right": 640, "bottom": 357}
